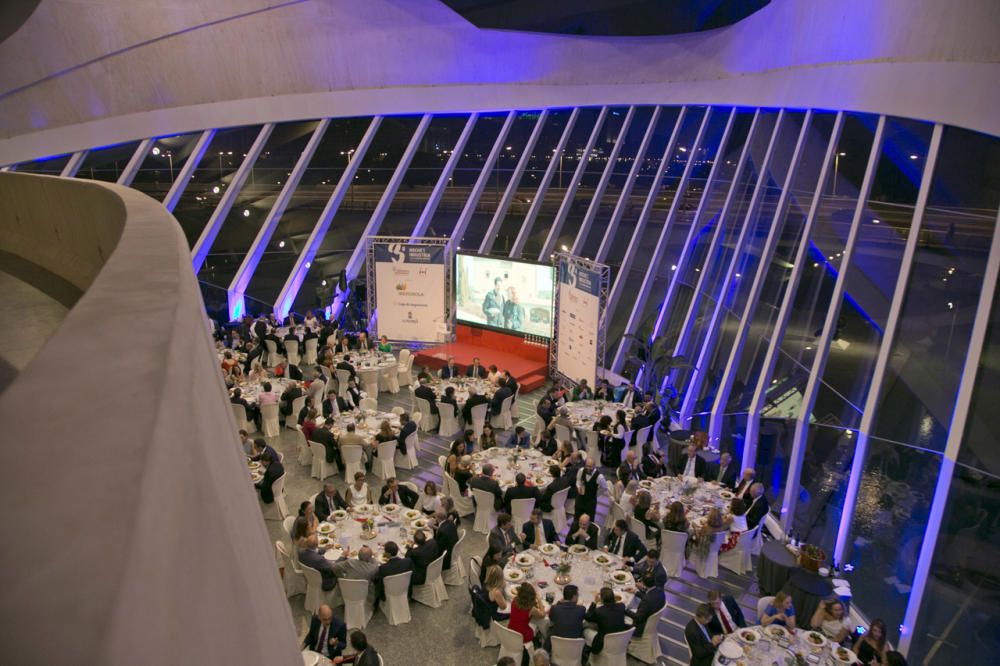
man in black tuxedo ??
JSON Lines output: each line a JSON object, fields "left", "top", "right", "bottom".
{"left": 632, "top": 550, "right": 668, "bottom": 588}
{"left": 250, "top": 438, "right": 279, "bottom": 464}
{"left": 374, "top": 541, "right": 414, "bottom": 605}
{"left": 536, "top": 398, "right": 555, "bottom": 428}
{"left": 405, "top": 530, "right": 440, "bottom": 588}
{"left": 298, "top": 534, "right": 336, "bottom": 591}
{"left": 544, "top": 585, "right": 586, "bottom": 651}
{"left": 685, "top": 604, "right": 722, "bottom": 666}
{"left": 286, "top": 363, "right": 303, "bottom": 381}
{"left": 302, "top": 604, "right": 347, "bottom": 660}
{"left": 733, "top": 468, "right": 756, "bottom": 501}
{"left": 584, "top": 587, "right": 628, "bottom": 655}
{"left": 619, "top": 451, "right": 646, "bottom": 483}
{"left": 537, "top": 465, "right": 571, "bottom": 513}
{"left": 279, "top": 381, "right": 303, "bottom": 419}
{"left": 710, "top": 452, "right": 738, "bottom": 488}
{"left": 627, "top": 572, "right": 666, "bottom": 638}
{"left": 745, "top": 483, "right": 769, "bottom": 529}
{"left": 521, "top": 508, "right": 558, "bottom": 547}
{"left": 465, "top": 357, "right": 488, "bottom": 378}
{"left": 439, "top": 357, "right": 460, "bottom": 379}
{"left": 503, "top": 472, "right": 541, "bottom": 515}
{"left": 641, "top": 447, "right": 668, "bottom": 478}
{"left": 255, "top": 451, "right": 284, "bottom": 504}
{"left": 645, "top": 403, "right": 661, "bottom": 441}
{"left": 536, "top": 428, "right": 558, "bottom": 456}
{"left": 396, "top": 413, "right": 416, "bottom": 455}
{"left": 321, "top": 389, "right": 340, "bottom": 419}
{"left": 462, "top": 386, "right": 490, "bottom": 425}
{"left": 565, "top": 514, "right": 599, "bottom": 550}
{"left": 230, "top": 388, "right": 260, "bottom": 430}
{"left": 314, "top": 483, "right": 347, "bottom": 521}
{"left": 706, "top": 588, "right": 746, "bottom": 636}
{"left": 488, "top": 513, "right": 522, "bottom": 561}
{"left": 490, "top": 378, "right": 513, "bottom": 416}
{"left": 433, "top": 510, "right": 460, "bottom": 570}
{"left": 469, "top": 464, "right": 503, "bottom": 511}
{"left": 252, "top": 317, "right": 269, "bottom": 341}
{"left": 629, "top": 408, "right": 650, "bottom": 435}
{"left": 310, "top": 423, "right": 340, "bottom": 466}
{"left": 333, "top": 336, "right": 352, "bottom": 354}
{"left": 414, "top": 377, "right": 439, "bottom": 416}
{"left": 673, "top": 444, "right": 707, "bottom": 479}
{"left": 379, "top": 477, "right": 418, "bottom": 509}
{"left": 336, "top": 354, "right": 357, "bottom": 380}
{"left": 503, "top": 371, "right": 519, "bottom": 396}
{"left": 604, "top": 519, "right": 647, "bottom": 562}
{"left": 243, "top": 342, "right": 263, "bottom": 374}
{"left": 343, "top": 379, "right": 362, "bottom": 411}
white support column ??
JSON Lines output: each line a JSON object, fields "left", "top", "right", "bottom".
{"left": 610, "top": 107, "right": 714, "bottom": 373}
{"left": 833, "top": 123, "right": 944, "bottom": 563}
{"left": 479, "top": 110, "right": 549, "bottom": 254}
{"left": 707, "top": 111, "right": 814, "bottom": 446}
{"left": 331, "top": 114, "right": 434, "bottom": 319}
{"left": 116, "top": 138, "right": 153, "bottom": 187}
{"left": 779, "top": 115, "right": 887, "bottom": 534}
{"left": 510, "top": 108, "right": 580, "bottom": 258}
{"left": 570, "top": 106, "right": 636, "bottom": 256}
{"left": 678, "top": 111, "right": 786, "bottom": 425}
{"left": 645, "top": 109, "right": 737, "bottom": 347}
{"left": 191, "top": 123, "right": 274, "bottom": 274}
{"left": 162, "top": 130, "right": 215, "bottom": 213}
{"left": 898, "top": 203, "right": 1000, "bottom": 657}
{"left": 227, "top": 119, "right": 331, "bottom": 321}
{"left": 538, "top": 106, "right": 609, "bottom": 260}
{"left": 60, "top": 150, "right": 88, "bottom": 177}
{"left": 604, "top": 106, "right": 688, "bottom": 343}
{"left": 274, "top": 117, "right": 382, "bottom": 319}
{"left": 0, "top": 164, "right": 15, "bottom": 171}
{"left": 448, "top": 111, "right": 517, "bottom": 250}
{"left": 742, "top": 113, "right": 845, "bottom": 468}
{"left": 663, "top": 111, "right": 763, "bottom": 377}
{"left": 411, "top": 113, "right": 479, "bottom": 240}
{"left": 595, "top": 107, "right": 662, "bottom": 264}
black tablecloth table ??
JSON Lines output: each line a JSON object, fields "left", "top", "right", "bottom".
{"left": 759, "top": 540, "right": 798, "bottom": 596}
{"left": 668, "top": 429, "right": 691, "bottom": 466}
{"left": 785, "top": 569, "right": 834, "bottom": 626}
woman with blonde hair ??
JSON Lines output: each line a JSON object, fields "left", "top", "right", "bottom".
{"left": 483, "top": 565, "right": 509, "bottom": 621}
{"left": 761, "top": 591, "right": 796, "bottom": 629}
{"left": 248, "top": 359, "right": 267, "bottom": 382}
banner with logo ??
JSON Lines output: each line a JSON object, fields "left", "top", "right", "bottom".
{"left": 556, "top": 256, "right": 602, "bottom": 386}
{"left": 374, "top": 242, "right": 447, "bottom": 342}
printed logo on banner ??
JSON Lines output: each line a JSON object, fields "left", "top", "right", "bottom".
{"left": 374, "top": 241, "right": 446, "bottom": 343}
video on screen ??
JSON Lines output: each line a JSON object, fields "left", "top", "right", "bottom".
{"left": 455, "top": 254, "right": 554, "bottom": 338}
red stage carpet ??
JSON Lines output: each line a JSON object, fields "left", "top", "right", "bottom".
{"left": 413, "top": 325, "right": 549, "bottom": 392}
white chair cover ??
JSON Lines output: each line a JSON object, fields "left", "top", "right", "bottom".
{"left": 358, "top": 368, "right": 380, "bottom": 398}
{"left": 414, "top": 397, "right": 439, "bottom": 432}
{"left": 295, "top": 426, "right": 312, "bottom": 466}
{"left": 443, "top": 528, "right": 467, "bottom": 586}
{"left": 634, "top": 425, "right": 652, "bottom": 451}
{"left": 335, "top": 369, "right": 352, "bottom": 398}
{"left": 411, "top": 553, "right": 449, "bottom": 608}
{"left": 581, "top": 429, "right": 600, "bottom": 460}
{"left": 472, "top": 488, "right": 498, "bottom": 534}
{"left": 510, "top": 498, "right": 536, "bottom": 530}
{"left": 306, "top": 380, "right": 326, "bottom": 410}
{"left": 287, "top": 395, "right": 306, "bottom": 429}
{"left": 300, "top": 563, "right": 332, "bottom": 614}
{"left": 468, "top": 556, "right": 483, "bottom": 587}
{"left": 543, "top": 486, "right": 570, "bottom": 535}
{"left": 532, "top": 401, "right": 544, "bottom": 438}
{"left": 231, "top": 402, "right": 254, "bottom": 433}
{"left": 590, "top": 627, "right": 635, "bottom": 666}
{"left": 359, "top": 397, "right": 378, "bottom": 411}
{"left": 628, "top": 515, "right": 651, "bottom": 548}
{"left": 373, "top": 440, "right": 397, "bottom": 480}
{"left": 261, "top": 403, "right": 281, "bottom": 438}
{"left": 338, "top": 578, "right": 373, "bottom": 630}
{"left": 692, "top": 531, "right": 729, "bottom": 579}
{"left": 260, "top": 474, "right": 290, "bottom": 521}
{"left": 757, "top": 595, "right": 775, "bottom": 620}
{"left": 275, "top": 541, "right": 306, "bottom": 598}
{"left": 471, "top": 403, "right": 488, "bottom": 439}
{"left": 659, "top": 529, "right": 689, "bottom": 578}
{"left": 379, "top": 365, "right": 399, "bottom": 394}
{"left": 619, "top": 430, "right": 635, "bottom": 465}
{"left": 490, "top": 395, "right": 515, "bottom": 430}
{"left": 303, "top": 338, "right": 319, "bottom": 365}
{"left": 438, "top": 404, "right": 460, "bottom": 437}
{"left": 554, "top": 423, "right": 573, "bottom": 449}
{"left": 443, "top": 473, "right": 475, "bottom": 516}
{"left": 606, "top": 500, "right": 627, "bottom": 532}
{"left": 264, "top": 339, "right": 283, "bottom": 367}
{"left": 310, "top": 442, "right": 337, "bottom": 480}
{"left": 626, "top": 599, "right": 667, "bottom": 663}
{"left": 394, "top": 431, "right": 419, "bottom": 470}
{"left": 285, "top": 340, "right": 300, "bottom": 366}
{"left": 397, "top": 353, "right": 414, "bottom": 387}
{"left": 494, "top": 620, "right": 531, "bottom": 664}
{"left": 341, "top": 446, "right": 365, "bottom": 484}
{"left": 551, "top": 636, "right": 585, "bottom": 666}
{"left": 380, "top": 571, "right": 413, "bottom": 625}
{"left": 719, "top": 525, "right": 757, "bottom": 575}
{"left": 390, "top": 406, "right": 405, "bottom": 416}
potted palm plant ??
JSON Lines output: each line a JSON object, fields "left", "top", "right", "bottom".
{"left": 622, "top": 331, "right": 690, "bottom": 422}
{"left": 799, "top": 543, "right": 826, "bottom": 573}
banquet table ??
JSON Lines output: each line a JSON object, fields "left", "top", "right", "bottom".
{"left": 713, "top": 624, "right": 860, "bottom": 665}
{"left": 316, "top": 504, "right": 434, "bottom": 562}
{"left": 301, "top": 650, "right": 332, "bottom": 666}
{"left": 563, "top": 400, "right": 632, "bottom": 430}
{"left": 759, "top": 540, "right": 799, "bottom": 596}
{"left": 785, "top": 569, "right": 834, "bottom": 628}
{"left": 636, "top": 476, "right": 737, "bottom": 526}
{"left": 324, "top": 409, "right": 401, "bottom": 438}
{"left": 470, "top": 447, "right": 555, "bottom": 490}
{"left": 428, "top": 377, "right": 495, "bottom": 405}
{"left": 333, "top": 351, "right": 397, "bottom": 397}
{"left": 234, "top": 377, "right": 293, "bottom": 404}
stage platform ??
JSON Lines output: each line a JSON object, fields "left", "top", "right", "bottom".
{"left": 413, "top": 325, "right": 549, "bottom": 392}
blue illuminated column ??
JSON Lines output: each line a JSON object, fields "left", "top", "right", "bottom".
{"left": 227, "top": 119, "right": 331, "bottom": 321}
{"left": 273, "top": 117, "right": 382, "bottom": 320}
{"left": 779, "top": 116, "right": 886, "bottom": 533}
{"left": 162, "top": 130, "right": 216, "bottom": 213}
{"left": 742, "top": 113, "right": 845, "bottom": 468}
{"left": 706, "top": 111, "right": 814, "bottom": 446}
{"left": 116, "top": 138, "right": 153, "bottom": 187}
{"left": 412, "top": 114, "right": 479, "bottom": 240}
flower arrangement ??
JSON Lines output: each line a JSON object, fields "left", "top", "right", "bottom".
{"left": 361, "top": 518, "right": 376, "bottom": 539}
{"left": 554, "top": 559, "right": 572, "bottom": 585}
{"left": 680, "top": 482, "right": 697, "bottom": 497}
{"left": 799, "top": 543, "right": 826, "bottom": 572}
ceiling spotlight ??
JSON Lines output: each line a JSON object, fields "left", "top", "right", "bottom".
{"left": 671, "top": 265, "right": 677, "bottom": 271}
{"left": 561, "top": 245, "right": 568, "bottom": 252}
{"left": 735, "top": 273, "right": 741, "bottom": 278}
{"left": 678, "top": 147, "right": 688, "bottom": 152}
{"left": 212, "top": 185, "right": 221, "bottom": 194}
{"left": 305, "top": 262, "right": 311, "bottom": 268}
{"left": 151, "top": 146, "right": 161, "bottom": 156}
{"left": 909, "top": 154, "right": 919, "bottom": 160}
{"left": 242, "top": 209, "right": 250, "bottom": 217}
{"left": 872, "top": 219, "right": 880, "bottom": 224}
{"left": 947, "top": 302, "right": 954, "bottom": 310}
{"left": 321, "top": 279, "right": 327, "bottom": 286}
{"left": 278, "top": 240, "right": 286, "bottom": 248}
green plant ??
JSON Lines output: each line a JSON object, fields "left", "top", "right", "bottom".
{"left": 801, "top": 543, "right": 825, "bottom": 560}
{"left": 622, "top": 331, "right": 690, "bottom": 402}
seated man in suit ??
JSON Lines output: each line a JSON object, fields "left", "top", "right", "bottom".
{"left": 504, "top": 426, "right": 532, "bottom": 449}
{"left": 632, "top": 550, "right": 668, "bottom": 588}
{"left": 641, "top": 446, "right": 669, "bottom": 478}
{"left": 536, "top": 398, "right": 556, "bottom": 428}
{"left": 413, "top": 377, "right": 439, "bottom": 416}
{"left": 673, "top": 444, "right": 707, "bottom": 479}
{"left": 604, "top": 519, "right": 647, "bottom": 563}
{"left": 314, "top": 482, "right": 347, "bottom": 521}
{"left": 310, "top": 422, "right": 341, "bottom": 466}
{"left": 565, "top": 514, "right": 599, "bottom": 550}
{"left": 230, "top": 388, "right": 260, "bottom": 430}
{"left": 433, "top": 510, "right": 460, "bottom": 571}
{"left": 469, "top": 464, "right": 504, "bottom": 511}
{"left": 333, "top": 336, "right": 352, "bottom": 354}
{"left": 619, "top": 450, "right": 646, "bottom": 482}
{"left": 465, "top": 356, "right": 488, "bottom": 378}
{"left": 706, "top": 588, "right": 746, "bottom": 636}
{"left": 487, "top": 512, "right": 522, "bottom": 562}
{"left": 462, "top": 386, "right": 490, "bottom": 425}
{"left": 440, "top": 386, "right": 459, "bottom": 420}
{"left": 298, "top": 534, "right": 336, "bottom": 591}
{"left": 545, "top": 584, "right": 586, "bottom": 651}
{"left": 374, "top": 541, "right": 413, "bottom": 606}
{"left": 503, "top": 370, "right": 519, "bottom": 396}
{"left": 733, "top": 468, "right": 756, "bottom": 501}
{"left": 537, "top": 465, "right": 572, "bottom": 513}
{"left": 584, "top": 587, "right": 628, "bottom": 655}
{"left": 521, "top": 508, "right": 558, "bottom": 548}
{"left": 343, "top": 379, "right": 362, "bottom": 411}
{"left": 249, "top": 438, "right": 279, "bottom": 463}
{"left": 378, "top": 477, "right": 418, "bottom": 509}
{"left": 535, "top": 428, "right": 558, "bottom": 456}
{"left": 302, "top": 604, "right": 347, "bottom": 660}
{"left": 279, "top": 381, "right": 304, "bottom": 419}
{"left": 321, "top": 389, "right": 341, "bottom": 419}
{"left": 254, "top": 451, "right": 284, "bottom": 504}
{"left": 395, "top": 413, "right": 416, "bottom": 455}
{"left": 571, "top": 379, "right": 594, "bottom": 401}
{"left": 405, "top": 529, "right": 440, "bottom": 589}
{"left": 709, "top": 452, "right": 738, "bottom": 489}
{"left": 685, "top": 604, "right": 722, "bottom": 666}
{"left": 594, "top": 379, "right": 614, "bottom": 401}
{"left": 332, "top": 546, "right": 379, "bottom": 607}
{"left": 627, "top": 572, "right": 666, "bottom": 638}
{"left": 745, "top": 483, "right": 770, "bottom": 529}
{"left": 355, "top": 331, "right": 372, "bottom": 352}
{"left": 490, "top": 377, "right": 513, "bottom": 416}
{"left": 629, "top": 408, "right": 650, "bottom": 435}
{"left": 439, "top": 356, "right": 460, "bottom": 379}
{"left": 503, "top": 472, "right": 541, "bottom": 515}
{"left": 336, "top": 354, "right": 358, "bottom": 380}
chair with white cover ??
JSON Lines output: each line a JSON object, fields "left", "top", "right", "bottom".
{"left": 471, "top": 403, "right": 488, "bottom": 438}
{"left": 285, "top": 339, "right": 300, "bottom": 366}
{"left": 628, "top": 515, "right": 652, "bottom": 549}
{"left": 619, "top": 430, "right": 635, "bottom": 465}
{"left": 414, "top": 397, "right": 439, "bottom": 432}
{"left": 490, "top": 395, "right": 515, "bottom": 430}
{"left": 554, "top": 424, "right": 573, "bottom": 450}
{"left": 338, "top": 578, "right": 373, "bottom": 630}
{"left": 310, "top": 442, "right": 337, "bottom": 480}
{"left": 264, "top": 339, "right": 283, "bottom": 367}
{"left": 551, "top": 636, "right": 586, "bottom": 666}
{"left": 543, "top": 486, "right": 570, "bottom": 535}
{"left": 444, "top": 473, "right": 475, "bottom": 517}
{"left": 634, "top": 425, "right": 652, "bottom": 453}
{"left": 359, "top": 397, "right": 378, "bottom": 412}
{"left": 335, "top": 369, "right": 352, "bottom": 398}
{"left": 469, "top": 555, "right": 483, "bottom": 586}
{"left": 300, "top": 563, "right": 333, "bottom": 613}
{"left": 605, "top": 501, "right": 627, "bottom": 533}
{"left": 373, "top": 440, "right": 397, "bottom": 481}
{"left": 580, "top": 429, "right": 600, "bottom": 460}
{"left": 659, "top": 529, "right": 689, "bottom": 578}
{"left": 380, "top": 571, "right": 413, "bottom": 626}
{"left": 295, "top": 425, "right": 312, "bottom": 466}
{"left": 283, "top": 515, "right": 297, "bottom": 541}
{"left": 317, "top": 364, "right": 333, "bottom": 385}
{"left": 438, "top": 404, "right": 460, "bottom": 437}
{"left": 627, "top": 599, "right": 668, "bottom": 663}
{"left": 756, "top": 595, "right": 775, "bottom": 622}
{"left": 261, "top": 403, "right": 281, "bottom": 438}
{"left": 379, "top": 364, "right": 399, "bottom": 394}
{"left": 391, "top": 406, "right": 405, "bottom": 416}
{"left": 275, "top": 541, "right": 306, "bottom": 598}
{"left": 394, "top": 431, "right": 418, "bottom": 470}
{"left": 532, "top": 402, "right": 545, "bottom": 438}
{"left": 719, "top": 525, "right": 757, "bottom": 575}
{"left": 397, "top": 353, "right": 414, "bottom": 387}
{"left": 260, "top": 474, "right": 290, "bottom": 521}
{"left": 303, "top": 338, "right": 319, "bottom": 365}
{"left": 232, "top": 403, "right": 255, "bottom": 433}
{"left": 472, "top": 488, "right": 498, "bottom": 534}
{"left": 287, "top": 395, "right": 307, "bottom": 429}
{"left": 443, "top": 528, "right": 467, "bottom": 586}
{"left": 412, "top": 553, "right": 448, "bottom": 608}
{"left": 589, "top": 627, "right": 635, "bottom": 666}
{"left": 691, "top": 531, "right": 728, "bottom": 579}
{"left": 752, "top": 522, "right": 764, "bottom": 556}
{"left": 306, "top": 379, "right": 326, "bottom": 410}
{"left": 510, "top": 498, "right": 536, "bottom": 531}
{"left": 359, "top": 368, "right": 380, "bottom": 398}
{"left": 341, "top": 446, "right": 365, "bottom": 484}
{"left": 494, "top": 620, "right": 531, "bottom": 665}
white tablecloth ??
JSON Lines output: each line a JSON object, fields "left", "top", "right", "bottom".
{"left": 231, "top": 377, "right": 293, "bottom": 404}
{"left": 316, "top": 504, "right": 433, "bottom": 561}
{"left": 638, "top": 477, "right": 735, "bottom": 526}
{"left": 471, "top": 448, "right": 555, "bottom": 490}
{"left": 713, "top": 624, "right": 858, "bottom": 665}
{"left": 563, "top": 400, "right": 634, "bottom": 430}
{"left": 428, "top": 377, "right": 496, "bottom": 405}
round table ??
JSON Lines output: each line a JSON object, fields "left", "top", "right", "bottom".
{"left": 317, "top": 504, "right": 433, "bottom": 562}
{"left": 333, "top": 351, "right": 397, "bottom": 397}
{"left": 233, "top": 377, "right": 293, "bottom": 404}
{"left": 785, "top": 569, "right": 834, "bottom": 628}
{"left": 471, "top": 448, "right": 554, "bottom": 490}
{"left": 563, "top": 400, "right": 633, "bottom": 429}
{"left": 325, "top": 410, "right": 400, "bottom": 438}
{"left": 668, "top": 429, "right": 691, "bottom": 464}
{"left": 639, "top": 476, "right": 735, "bottom": 519}
{"left": 758, "top": 540, "right": 798, "bottom": 596}
{"left": 428, "top": 377, "right": 495, "bottom": 405}
{"left": 713, "top": 624, "right": 858, "bottom": 665}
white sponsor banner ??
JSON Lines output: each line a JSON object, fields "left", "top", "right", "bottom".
{"left": 556, "top": 258, "right": 601, "bottom": 386}
{"left": 374, "top": 242, "right": 446, "bottom": 343}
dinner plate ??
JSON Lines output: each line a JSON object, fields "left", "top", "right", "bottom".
{"left": 318, "top": 523, "right": 335, "bottom": 534}
{"left": 539, "top": 543, "right": 560, "bottom": 556}
{"left": 323, "top": 548, "right": 344, "bottom": 561}
{"left": 504, "top": 568, "right": 524, "bottom": 582}
{"left": 719, "top": 490, "right": 734, "bottom": 500}
{"left": 403, "top": 509, "right": 421, "bottom": 520}
{"left": 568, "top": 544, "right": 589, "bottom": 555}
{"left": 412, "top": 519, "right": 428, "bottom": 529}
{"left": 830, "top": 646, "right": 857, "bottom": 664}
{"left": 736, "top": 628, "right": 759, "bottom": 644}
{"left": 593, "top": 554, "right": 613, "bottom": 566}
{"left": 764, "top": 625, "right": 788, "bottom": 640}
{"left": 382, "top": 503, "right": 400, "bottom": 513}
{"left": 804, "top": 631, "right": 827, "bottom": 649}
{"left": 610, "top": 570, "right": 632, "bottom": 584}
{"left": 718, "top": 640, "right": 743, "bottom": 659}
{"left": 330, "top": 510, "right": 348, "bottom": 521}
{"left": 355, "top": 504, "right": 375, "bottom": 515}
{"left": 514, "top": 553, "right": 536, "bottom": 568}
